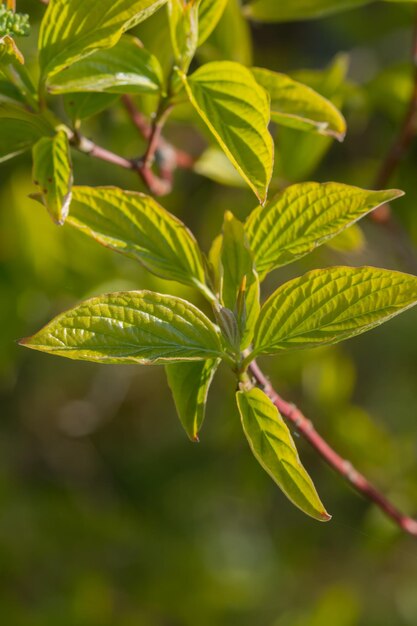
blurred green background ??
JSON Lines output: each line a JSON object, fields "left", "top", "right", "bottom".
{"left": 1, "top": 1, "right": 417, "bottom": 624}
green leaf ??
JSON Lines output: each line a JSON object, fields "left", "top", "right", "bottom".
{"left": 20, "top": 291, "right": 223, "bottom": 364}
{"left": 0, "top": 41, "right": 36, "bottom": 103}
{"left": 67, "top": 186, "right": 210, "bottom": 296}
{"left": 245, "top": 182, "right": 404, "bottom": 277}
{"left": 277, "top": 54, "right": 349, "bottom": 182}
{"left": 39, "top": 0, "right": 167, "bottom": 81}
{"left": 166, "top": 358, "right": 220, "bottom": 441}
{"left": 194, "top": 147, "right": 248, "bottom": 188}
{"left": 32, "top": 130, "right": 73, "bottom": 225}
{"left": 252, "top": 67, "right": 346, "bottom": 140}
{"left": 0, "top": 102, "right": 53, "bottom": 162}
{"left": 245, "top": 0, "right": 373, "bottom": 22}
{"left": 221, "top": 212, "right": 253, "bottom": 309}
{"left": 183, "top": 61, "right": 274, "bottom": 203}
{"left": 221, "top": 212, "right": 260, "bottom": 348}
{"left": 326, "top": 223, "right": 365, "bottom": 253}
{"left": 48, "top": 36, "right": 164, "bottom": 95}
{"left": 236, "top": 388, "right": 330, "bottom": 522}
{"left": 207, "top": 233, "right": 223, "bottom": 295}
{"left": 198, "top": 0, "right": 228, "bottom": 45}
{"left": 199, "top": 0, "right": 252, "bottom": 66}
{"left": 0, "top": 78, "right": 26, "bottom": 105}
{"left": 252, "top": 266, "right": 417, "bottom": 356}
{"left": 64, "top": 93, "right": 119, "bottom": 124}
{"left": 0, "top": 119, "right": 41, "bottom": 162}
{"left": 167, "top": 0, "right": 199, "bottom": 71}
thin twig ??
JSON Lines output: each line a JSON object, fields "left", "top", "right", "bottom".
{"left": 248, "top": 360, "right": 417, "bottom": 537}
{"left": 71, "top": 134, "right": 173, "bottom": 196}
{"left": 135, "top": 161, "right": 173, "bottom": 196}
{"left": 73, "top": 135, "right": 134, "bottom": 170}
{"left": 142, "top": 102, "right": 173, "bottom": 169}
{"left": 121, "top": 95, "right": 194, "bottom": 169}
{"left": 121, "top": 96, "right": 151, "bottom": 139}
{"left": 122, "top": 97, "right": 175, "bottom": 195}
{"left": 121, "top": 95, "right": 195, "bottom": 177}
{"left": 134, "top": 104, "right": 174, "bottom": 195}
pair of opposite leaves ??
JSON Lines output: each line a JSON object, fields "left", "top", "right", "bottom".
{"left": 20, "top": 182, "right": 417, "bottom": 521}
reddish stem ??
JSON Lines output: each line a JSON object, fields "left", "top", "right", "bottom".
{"left": 73, "top": 134, "right": 173, "bottom": 196}
{"left": 75, "top": 136, "right": 134, "bottom": 169}
{"left": 142, "top": 104, "right": 172, "bottom": 169}
{"left": 122, "top": 96, "right": 194, "bottom": 169}
{"left": 136, "top": 164, "right": 173, "bottom": 196}
{"left": 248, "top": 360, "right": 417, "bottom": 537}
{"left": 121, "top": 96, "right": 152, "bottom": 139}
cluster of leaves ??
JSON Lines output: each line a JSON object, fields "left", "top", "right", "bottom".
{"left": 20, "top": 182, "right": 417, "bottom": 521}
{"left": 2, "top": 0, "right": 417, "bottom": 522}
{"left": 1, "top": 0, "right": 349, "bottom": 221}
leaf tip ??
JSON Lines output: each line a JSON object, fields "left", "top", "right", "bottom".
{"left": 17, "top": 335, "right": 31, "bottom": 347}
{"left": 387, "top": 188, "right": 405, "bottom": 201}
{"left": 28, "top": 192, "right": 44, "bottom": 206}
{"left": 334, "top": 130, "right": 346, "bottom": 143}
{"left": 320, "top": 510, "right": 332, "bottom": 522}
{"left": 18, "top": 332, "right": 44, "bottom": 351}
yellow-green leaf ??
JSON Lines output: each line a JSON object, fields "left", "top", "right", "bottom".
{"left": 67, "top": 186, "right": 210, "bottom": 296}
{"left": 326, "top": 223, "right": 365, "bottom": 253}
{"left": 277, "top": 54, "right": 349, "bottom": 182}
{"left": 39, "top": 0, "right": 167, "bottom": 81}
{"left": 198, "top": 0, "right": 228, "bottom": 45}
{"left": 201, "top": 0, "right": 252, "bottom": 66}
{"left": 253, "top": 266, "right": 417, "bottom": 356}
{"left": 221, "top": 211, "right": 260, "bottom": 348}
{"left": 20, "top": 291, "right": 223, "bottom": 364}
{"left": 193, "top": 147, "right": 248, "bottom": 188}
{"left": 183, "top": 61, "right": 274, "bottom": 203}
{"left": 167, "top": 0, "right": 199, "bottom": 71}
{"left": 48, "top": 36, "right": 163, "bottom": 95}
{"left": 207, "top": 233, "right": 223, "bottom": 296}
{"left": 245, "top": 182, "right": 404, "bottom": 277}
{"left": 237, "top": 387, "right": 330, "bottom": 522}
{"left": 166, "top": 358, "right": 220, "bottom": 441}
{"left": 252, "top": 67, "right": 346, "bottom": 140}
{"left": 32, "top": 130, "right": 73, "bottom": 225}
